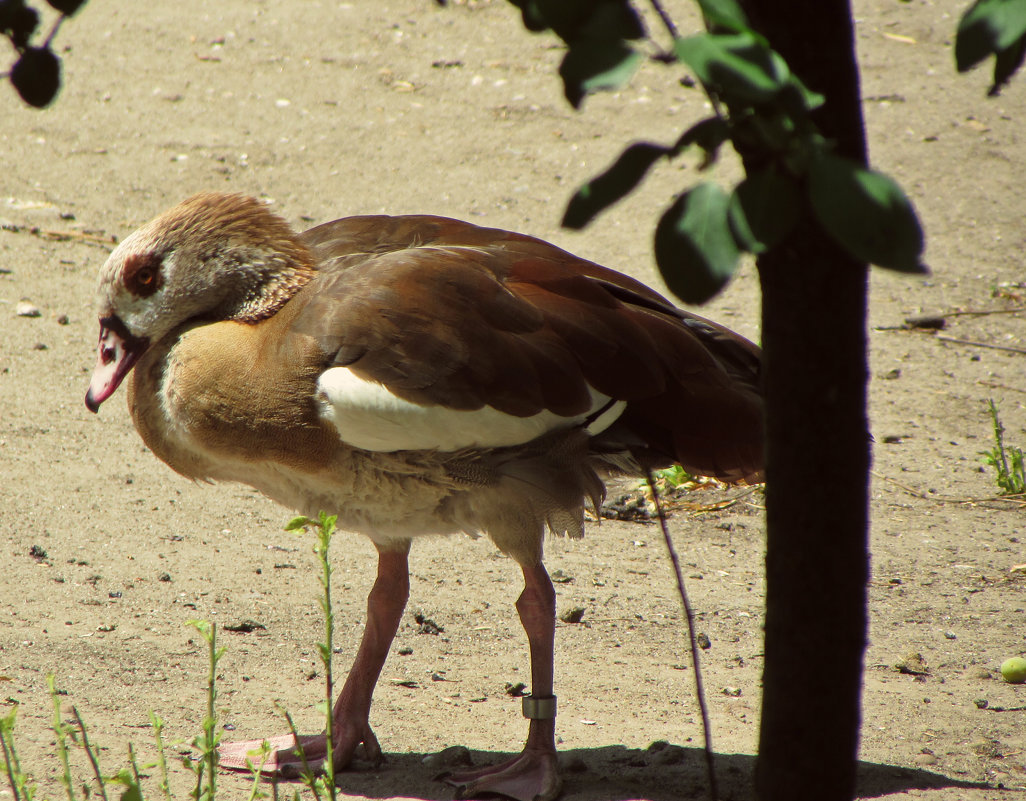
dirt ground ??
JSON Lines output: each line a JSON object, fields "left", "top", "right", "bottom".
{"left": 1, "top": 1, "right": 1024, "bottom": 799}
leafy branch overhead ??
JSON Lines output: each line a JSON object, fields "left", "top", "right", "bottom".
{"left": 511, "top": 0, "right": 928, "bottom": 304}
{"left": 955, "top": 0, "right": 1026, "bottom": 95}
{"left": 1, "top": 0, "right": 87, "bottom": 107}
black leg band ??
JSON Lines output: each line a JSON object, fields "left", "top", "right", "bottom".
{"left": 521, "top": 694, "right": 557, "bottom": 719}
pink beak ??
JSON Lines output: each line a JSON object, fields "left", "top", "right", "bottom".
{"left": 85, "top": 318, "right": 148, "bottom": 413}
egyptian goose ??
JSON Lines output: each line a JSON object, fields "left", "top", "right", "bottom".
{"left": 86, "top": 193, "right": 763, "bottom": 801}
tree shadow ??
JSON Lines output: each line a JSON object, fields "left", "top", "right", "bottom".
{"left": 249, "top": 744, "right": 996, "bottom": 800}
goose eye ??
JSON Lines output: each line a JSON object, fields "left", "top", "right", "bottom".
{"left": 124, "top": 253, "right": 164, "bottom": 297}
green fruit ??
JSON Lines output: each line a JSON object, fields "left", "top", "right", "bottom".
{"left": 1000, "top": 657, "right": 1026, "bottom": 684}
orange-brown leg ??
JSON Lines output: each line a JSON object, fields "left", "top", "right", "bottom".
{"left": 440, "top": 561, "right": 562, "bottom": 801}
{"left": 218, "top": 541, "right": 411, "bottom": 776}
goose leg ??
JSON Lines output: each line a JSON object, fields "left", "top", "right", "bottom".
{"left": 218, "top": 541, "right": 411, "bottom": 776}
{"left": 440, "top": 561, "right": 562, "bottom": 801}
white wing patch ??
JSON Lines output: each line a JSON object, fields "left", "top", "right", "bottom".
{"left": 316, "top": 367, "right": 625, "bottom": 452}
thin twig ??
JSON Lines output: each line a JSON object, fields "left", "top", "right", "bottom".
{"left": 149, "top": 711, "right": 173, "bottom": 801}
{"left": 0, "top": 718, "right": 23, "bottom": 801}
{"left": 977, "top": 380, "right": 1026, "bottom": 395}
{"left": 0, "top": 223, "right": 117, "bottom": 247}
{"left": 42, "top": 14, "right": 65, "bottom": 48}
{"left": 280, "top": 708, "right": 322, "bottom": 801}
{"left": 874, "top": 306, "right": 1026, "bottom": 332}
{"left": 871, "top": 470, "right": 1026, "bottom": 507}
{"left": 48, "top": 675, "right": 77, "bottom": 801}
{"left": 128, "top": 742, "right": 143, "bottom": 796}
{"left": 72, "top": 707, "right": 109, "bottom": 801}
{"left": 949, "top": 307, "right": 1026, "bottom": 316}
{"left": 643, "top": 466, "right": 719, "bottom": 801}
{"left": 935, "top": 335, "right": 1026, "bottom": 354}
{"left": 648, "top": 0, "right": 679, "bottom": 39}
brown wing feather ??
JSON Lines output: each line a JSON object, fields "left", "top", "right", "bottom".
{"left": 290, "top": 214, "right": 763, "bottom": 482}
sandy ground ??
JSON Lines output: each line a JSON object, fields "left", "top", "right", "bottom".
{"left": 1, "top": 1, "right": 1024, "bottom": 799}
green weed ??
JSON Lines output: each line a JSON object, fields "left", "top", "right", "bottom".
{"left": 981, "top": 399, "right": 1026, "bottom": 495}
{"left": 1, "top": 512, "right": 342, "bottom": 800}
{"left": 0, "top": 702, "right": 35, "bottom": 801}
{"left": 284, "top": 511, "right": 340, "bottom": 801}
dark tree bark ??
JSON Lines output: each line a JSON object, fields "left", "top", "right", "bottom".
{"left": 740, "top": 3, "right": 871, "bottom": 799}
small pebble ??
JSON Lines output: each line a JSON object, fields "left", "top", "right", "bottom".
{"left": 896, "top": 652, "right": 930, "bottom": 676}
{"left": 651, "top": 744, "right": 686, "bottom": 765}
{"left": 422, "top": 745, "right": 472, "bottom": 768}
{"left": 16, "top": 301, "right": 41, "bottom": 317}
{"left": 414, "top": 613, "right": 444, "bottom": 635}
{"left": 224, "top": 619, "right": 266, "bottom": 633}
{"left": 970, "top": 739, "right": 1001, "bottom": 758}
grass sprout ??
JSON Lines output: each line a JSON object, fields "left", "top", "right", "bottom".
{"left": 285, "top": 511, "right": 340, "bottom": 801}
{"left": 183, "top": 620, "right": 226, "bottom": 801}
{"left": 2, "top": 511, "right": 343, "bottom": 801}
{"left": 982, "top": 399, "right": 1026, "bottom": 495}
{"left": 0, "top": 702, "right": 35, "bottom": 801}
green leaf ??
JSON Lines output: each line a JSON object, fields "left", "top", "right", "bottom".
{"left": 185, "top": 619, "right": 214, "bottom": 641}
{"left": 507, "top": 0, "right": 644, "bottom": 42}
{"left": 674, "top": 32, "right": 789, "bottom": 105}
{"left": 696, "top": 0, "right": 751, "bottom": 33}
{"left": 991, "top": 32, "right": 1026, "bottom": 93}
{"left": 563, "top": 142, "right": 670, "bottom": 229}
{"left": 808, "top": 153, "right": 925, "bottom": 273}
{"left": 316, "top": 511, "right": 337, "bottom": 535}
{"left": 955, "top": 0, "right": 1026, "bottom": 72}
{"left": 523, "top": 0, "right": 645, "bottom": 43}
{"left": 559, "top": 40, "right": 643, "bottom": 108}
{"left": 505, "top": 0, "right": 549, "bottom": 32}
{"left": 654, "top": 183, "right": 741, "bottom": 305}
{"left": 284, "top": 515, "right": 313, "bottom": 531}
{"left": 728, "top": 168, "right": 802, "bottom": 254}
{"left": 779, "top": 75, "right": 826, "bottom": 114}
{"left": 120, "top": 783, "right": 143, "bottom": 801}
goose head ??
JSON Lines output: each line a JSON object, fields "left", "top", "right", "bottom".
{"left": 85, "top": 193, "right": 314, "bottom": 412}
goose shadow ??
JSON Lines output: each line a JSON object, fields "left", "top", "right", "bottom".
{"left": 245, "top": 744, "right": 996, "bottom": 800}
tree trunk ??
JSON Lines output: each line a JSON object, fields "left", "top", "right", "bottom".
{"left": 740, "top": 3, "right": 871, "bottom": 799}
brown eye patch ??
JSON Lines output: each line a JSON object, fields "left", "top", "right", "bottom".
{"left": 123, "top": 252, "right": 165, "bottom": 298}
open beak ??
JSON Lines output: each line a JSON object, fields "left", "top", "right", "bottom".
{"left": 85, "top": 317, "right": 149, "bottom": 413}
